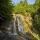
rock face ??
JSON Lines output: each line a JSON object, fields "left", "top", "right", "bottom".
{"left": 0, "top": 32, "right": 37, "bottom": 40}
{"left": 0, "top": 13, "right": 32, "bottom": 33}
{"left": 0, "top": 13, "right": 38, "bottom": 40}
{"left": 6, "top": 14, "right": 24, "bottom": 34}
{"left": 15, "top": 13, "right": 32, "bottom": 33}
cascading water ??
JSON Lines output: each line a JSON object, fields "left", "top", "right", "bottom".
{"left": 8, "top": 15, "right": 18, "bottom": 36}
{"left": 16, "top": 16, "right": 24, "bottom": 33}
{"left": 13, "top": 16, "right": 18, "bottom": 35}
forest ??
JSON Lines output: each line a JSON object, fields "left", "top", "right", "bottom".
{"left": 0, "top": 0, "right": 40, "bottom": 40}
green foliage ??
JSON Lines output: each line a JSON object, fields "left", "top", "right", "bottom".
{"left": 0, "top": 0, "right": 13, "bottom": 24}
{"left": 14, "top": 0, "right": 36, "bottom": 15}
{"left": 32, "top": 0, "right": 40, "bottom": 34}
{"left": 33, "top": 7, "right": 40, "bottom": 34}
{"left": 14, "top": 0, "right": 40, "bottom": 35}
{"left": 14, "top": 1, "right": 28, "bottom": 13}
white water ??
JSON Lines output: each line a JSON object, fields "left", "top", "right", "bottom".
{"left": 16, "top": 16, "right": 23, "bottom": 32}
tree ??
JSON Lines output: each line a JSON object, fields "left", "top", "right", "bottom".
{"left": 32, "top": 0, "right": 40, "bottom": 35}
{"left": 0, "top": 0, "right": 14, "bottom": 31}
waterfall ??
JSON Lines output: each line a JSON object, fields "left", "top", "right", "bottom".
{"left": 8, "top": 15, "right": 18, "bottom": 35}
{"left": 7, "top": 15, "right": 24, "bottom": 35}
{"left": 16, "top": 16, "right": 24, "bottom": 33}
{"left": 13, "top": 16, "right": 18, "bottom": 35}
